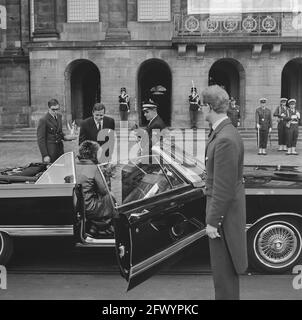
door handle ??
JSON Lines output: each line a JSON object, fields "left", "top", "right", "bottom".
{"left": 130, "top": 209, "right": 150, "bottom": 219}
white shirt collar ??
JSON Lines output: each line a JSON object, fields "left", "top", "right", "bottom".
{"left": 149, "top": 114, "right": 158, "bottom": 125}
{"left": 212, "top": 116, "right": 228, "bottom": 130}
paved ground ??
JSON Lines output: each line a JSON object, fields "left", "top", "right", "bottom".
{"left": 0, "top": 273, "right": 301, "bottom": 300}
{"left": 0, "top": 139, "right": 301, "bottom": 169}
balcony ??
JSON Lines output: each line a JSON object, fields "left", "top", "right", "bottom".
{"left": 173, "top": 12, "right": 302, "bottom": 40}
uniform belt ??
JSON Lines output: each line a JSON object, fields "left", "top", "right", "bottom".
{"left": 191, "top": 102, "right": 199, "bottom": 104}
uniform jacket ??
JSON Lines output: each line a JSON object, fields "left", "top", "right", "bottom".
{"left": 273, "top": 105, "right": 287, "bottom": 122}
{"left": 255, "top": 107, "right": 272, "bottom": 130}
{"left": 37, "top": 112, "right": 65, "bottom": 159}
{"left": 227, "top": 105, "right": 240, "bottom": 127}
{"left": 79, "top": 116, "right": 115, "bottom": 146}
{"left": 189, "top": 93, "right": 201, "bottom": 111}
{"left": 285, "top": 108, "right": 300, "bottom": 126}
{"left": 119, "top": 94, "right": 130, "bottom": 111}
{"left": 205, "top": 118, "right": 248, "bottom": 274}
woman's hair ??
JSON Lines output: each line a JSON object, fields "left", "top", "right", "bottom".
{"left": 78, "top": 140, "right": 100, "bottom": 163}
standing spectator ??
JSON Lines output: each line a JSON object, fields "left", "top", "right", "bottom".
{"left": 285, "top": 99, "right": 300, "bottom": 155}
{"left": 273, "top": 98, "right": 288, "bottom": 151}
{"left": 227, "top": 97, "right": 241, "bottom": 128}
{"left": 202, "top": 85, "right": 247, "bottom": 300}
{"left": 255, "top": 98, "right": 272, "bottom": 155}
{"left": 189, "top": 87, "right": 201, "bottom": 129}
{"left": 37, "top": 98, "right": 76, "bottom": 163}
{"left": 119, "top": 87, "right": 130, "bottom": 122}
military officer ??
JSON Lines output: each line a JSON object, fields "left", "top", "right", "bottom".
{"left": 255, "top": 98, "right": 272, "bottom": 155}
{"left": 119, "top": 87, "right": 130, "bottom": 121}
{"left": 273, "top": 98, "right": 288, "bottom": 151}
{"left": 37, "top": 99, "right": 77, "bottom": 163}
{"left": 189, "top": 87, "right": 201, "bottom": 129}
{"left": 227, "top": 97, "right": 241, "bottom": 128}
{"left": 285, "top": 99, "right": 300, "bottom": 155}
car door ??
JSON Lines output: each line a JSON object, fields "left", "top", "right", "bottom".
{"left": 0, "top": 152, "right": 76, "bottom": 237}
{"left": 99, "top": 155, "right": 206, "bottom": 290}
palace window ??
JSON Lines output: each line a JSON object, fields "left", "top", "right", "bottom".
{"left": 67, "top": 0, "right": 99, "bottom": 22}
{"left": 138, "top": 0, "right": 171, "bottom": 22}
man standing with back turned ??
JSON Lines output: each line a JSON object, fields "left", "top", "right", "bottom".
{"left": 202, "top": 85, "right": 248, "bottom": 300}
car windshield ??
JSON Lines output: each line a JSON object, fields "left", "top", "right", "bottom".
{"left": 35, "top": 152, "right": 76, "bottom": 184}
{"left": 152, "top": 142, "right": 206, "bottom": 186}
{"left": 97, "top": 155, "right": 187, "bottom": 207}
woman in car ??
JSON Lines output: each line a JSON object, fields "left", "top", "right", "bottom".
{"left": 76, "top": 140, "right": 114, "bottom": 237}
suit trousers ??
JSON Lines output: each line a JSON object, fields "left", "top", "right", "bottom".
{"left": 259, "top": 129, "right": 269, "bottom": 148}
{"left": 277, "top": 121, "right": 287, "bottom": 145}
{"left": 209, "top": 236, "right": 239, "bottom": 300}
{"left": 287, "top": 124, "right": 299, "bottom": 147}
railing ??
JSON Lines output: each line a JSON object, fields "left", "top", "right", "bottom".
{"left": 174, "top": 12, "right": 289, "bottom": 37}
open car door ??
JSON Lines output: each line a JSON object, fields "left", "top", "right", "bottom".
{"left": 98, "top": 155, "right": 206, "bottom": 290}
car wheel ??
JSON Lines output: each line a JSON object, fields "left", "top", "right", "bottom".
{"left": 248, "top": 218, "right": 302, "bottom": 273}
{"left": 0, "top": 232, "right": 14, "bottom": 266}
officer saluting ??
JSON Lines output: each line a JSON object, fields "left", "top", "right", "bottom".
{"left": 227, "top": 97, "right": 241, "bottom": 128}
{"left": 119, "top": 87, "right": 130, "bottom": 121}
{"left": 189, "top": 86, "right": 201, "bottom": 129}
{"left": 285, "top": 99, "right": 300, "bottom": 155}
{"left": 255, "top": 98, "right": 272, "bottom": 155}
{"left": 273, "top": 97, "right": 288, "bottom": 151}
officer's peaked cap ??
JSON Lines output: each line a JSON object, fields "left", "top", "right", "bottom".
{"left": 288, "top": 98, "right": 296, "bottom": 104}
{"left": 259, "top": 98, "right": 267, "bottom": 102}
{"left": 142, "top": 99, "right": 158, "bottom": 110}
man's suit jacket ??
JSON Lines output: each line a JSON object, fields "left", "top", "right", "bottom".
{"left": 79, "top": 116, "right": 115, "bottom": 146}
{"left": 205, "top": 118, "right": 248, "bottom": 274}
{"left": 37, "top": 112, "right": 65, "bottom": 162}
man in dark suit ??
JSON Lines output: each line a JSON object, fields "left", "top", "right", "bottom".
{"left": 37, "top": 99, "right": 76, "bottom": 163}
{"left": 202, "top": 85, "right": 248, "bottom": 300}
{"left": 79, "top": 103, "right": 115, "bottom": 161}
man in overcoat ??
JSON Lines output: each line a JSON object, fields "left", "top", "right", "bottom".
{"left": 202, "top": 85, "right": 248, "bottom": 300}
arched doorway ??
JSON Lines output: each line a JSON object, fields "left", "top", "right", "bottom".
{"left": 208, "top": 59, "right": 245, "bottom": 123}
{"left": 281, "top": 59, "right": 302, "bottom": 114}
{"left": 138, "top": 59, "right": 172, "bottom": 126}
{"left": 65, "top": 59, "right": 100, "bottom": 124}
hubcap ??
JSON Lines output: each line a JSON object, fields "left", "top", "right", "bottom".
{"left": 256, "top": 223, "right": 299, "bottom": 267}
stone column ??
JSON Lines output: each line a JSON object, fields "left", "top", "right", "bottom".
{"left": 106, "top": 0, "right": 130, "bottom": 39}
{"left": 32, "top": 0, "right": 59, "bottom": 41}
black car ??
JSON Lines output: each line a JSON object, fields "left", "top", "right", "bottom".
{"left": 0, "top": 145, "right": 301, "bottom": 290}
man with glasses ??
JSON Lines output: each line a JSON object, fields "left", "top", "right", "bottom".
{"left": 37, "top": 99, "right": 76, "bottom": 163}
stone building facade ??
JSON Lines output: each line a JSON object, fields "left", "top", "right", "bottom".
{"left": 1, "top": 0, "right": 302, "bottom": 129}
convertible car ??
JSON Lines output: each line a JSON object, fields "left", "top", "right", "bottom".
{"left": 0, "top": 144, "right": 302, "bottom": 289}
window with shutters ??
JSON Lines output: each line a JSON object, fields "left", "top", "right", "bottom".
{"left": 67, "top": 0, "right": 99, "bottom": 22}
{"left": 138, "top": 0, "right": 171, "bottom": 22}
